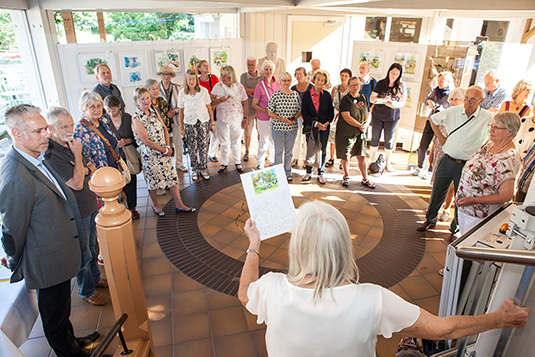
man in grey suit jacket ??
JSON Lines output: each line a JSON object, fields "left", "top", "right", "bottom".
{"left": 0, "top": 104, "right": 99, "bottom": 356}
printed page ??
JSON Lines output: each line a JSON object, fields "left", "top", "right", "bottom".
{"left": 240, "top": 165, "right": 296, "bottom": 240}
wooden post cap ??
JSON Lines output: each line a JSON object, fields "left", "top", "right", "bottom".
{"left": 89, "top": 167, "right": 125, "bottom": 198}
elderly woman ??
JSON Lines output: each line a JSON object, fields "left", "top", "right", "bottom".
{"left": 178, "top": 69, "right": 214, "bottom": 181}
{"left": 499, "top": 79, "right": 532, "bottom": 119}
{"left": 132, "top": 87, "right": 195, "bottom": 216}
{"left": 291, "top": 67, "right": 313, "bottom": 168}
{"left": 327, "top": 68, "right": 352, "bottom": 169}
{"left": 158, "top": 66, "right": 187, "bottom": 172}
{"left": 456, "top": 112, "right": 521, "bottom": 234}
{"left": 336, "top": 76, "right": 372, "bottom": 188}
{"left": 429, "top": 88, "right": 465, "bottom": 222}
{"left": 253, "top": 60, "right": 280, "bottom": 169}
{"left": 238, "top": 201, "right": 530, "bottom": 355}
{"left": 301, "top": 70, "right": 334, "bottom": 184}
{"left": 267, "top": 72, "right": 301, "bottom": 181}
{"left": 369, "top": 63, "right": 407, "bottom": 171}
{"left": 210, "top": 66, "right": 248, "bottom": 174}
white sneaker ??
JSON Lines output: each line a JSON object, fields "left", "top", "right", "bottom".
{"left": 412, "top": 168, "right": 421, "bottom": 176}
{"left": 438, "top": 210, "right": 450, "bottom": 221}
{"left": 177, "top": 165, "right": 188, "bottom": 172}
{"left": 420, "top": 171, "right": 430, "bottom": 180}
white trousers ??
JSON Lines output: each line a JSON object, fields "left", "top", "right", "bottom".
{"left": 208, "top": 130, "right": 220, "bottom": 158}
{"left": 256, "top": 119, "right": 274, "bottom": 168}
{"left": 215, "top": 119, "right": 242, "bottom": 166}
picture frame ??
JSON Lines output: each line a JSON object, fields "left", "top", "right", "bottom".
{"left": 183, "top": 48, "right": 208, "bottom": 71}
{"left": 154, "top": 50, "right": 182, "bottom": 74}
{"left": 119, "top": 51, "right": 149, "bottom": 87}
{"left": 210, "top": 47, "right": 231, "bottom": 72}
{"left": 78, "top": 53, "right": 117, "bottom": 84}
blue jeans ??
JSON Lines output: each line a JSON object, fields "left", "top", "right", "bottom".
{"left": 272, "top": 128, "right": 298, "bottom": 176}
{"left": 76, "top": 211, "right": 101, "bottom": 298}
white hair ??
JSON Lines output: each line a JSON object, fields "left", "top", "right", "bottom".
{"left": 46, "top": 106, "right": 71, "bottom": 129}
{"left": 247, "top": 56, "right": 257, "bottom": 62}
{"left": 261, "top": 60, "right": 276, "bottom": 72}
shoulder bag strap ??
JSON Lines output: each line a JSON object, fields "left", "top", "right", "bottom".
{"left": 448, "top": 114, "right": 476, "bottom": 137}
{"left": 519, "top": 105, "right": 529, "bottom": 117}
{"left": 80, "top": 119, "right": 121, "bottom": 165}
{"left": 505, "top": 101, "right": 510, "bottom": 111}
{"left": 261, "top": 81, "right": 272, "bottom": 101}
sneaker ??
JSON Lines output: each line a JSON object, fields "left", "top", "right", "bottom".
{"left": 192, "top": 171, "right": 199, "bottom": 181}
{"left": 287, "top": 175, "right": 293, "bottom": 182}
{"left": 420, "top": 171, "right": 430, "bottom": 180}
{"left": 302, "top": 173, "right": 312, "bottom": 181}
{"left": 438, "top": 210, "right": 450, "bottom": 222}
{"left": 200, "top": 170, "right": 210, "bottom": 180}
{"left": 177, "top": 165, "right": 188, "bottom": 172}
{"left": 412, "top": 168, "right": 421, "bottom": 176}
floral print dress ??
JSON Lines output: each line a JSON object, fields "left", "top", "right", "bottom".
{"left": 456, "top": 142, "right": 520, "bottom": 218}
{"left": 133, "top": 107, "right": 178, "bottom": 190}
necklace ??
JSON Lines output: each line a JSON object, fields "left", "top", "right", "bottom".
{"left": 489, "top": 140, "right": 513, "bottom": 154}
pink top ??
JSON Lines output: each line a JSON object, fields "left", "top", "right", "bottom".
{"left": 310, "top": 87, "right": 323, "bottom": 113}
{"left": 253, "top": 77, "right": 280, "bottom": 121}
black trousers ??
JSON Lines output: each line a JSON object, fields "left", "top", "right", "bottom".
{"left": 37, "top": 280, "right": 86, "bottom": 357}
{"left": 417, "top": 120, "right": 435, "bottom": 169}
{"left": 123, "top": 173, "right": 137, "bottom": 210}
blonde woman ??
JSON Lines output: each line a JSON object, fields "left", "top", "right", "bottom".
{"left": 238, "top": 201, "right": 530, "bottom": 355}
{"left": 211, "top": 66, "right": 248, "bottom": 173}
{"left": 178, "top": 69, "right": 214, "bottom": 180}
{"left": 499, "top": 79, "right": 532, "bottom": 119}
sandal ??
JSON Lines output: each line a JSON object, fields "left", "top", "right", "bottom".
{"left": 218, "top": 165, "right": 227, "bottom": 173}
{"left": 325, "top": 159, "right": 334, "bottom": 167}
{"left": 342, "top": 176, "right": 350, "bottom": 187}
{"left": 235, "top": 164, "right": 244, "bottom": 174}
{"left": 361, "top": 179, "right": 376, "bottom": 189}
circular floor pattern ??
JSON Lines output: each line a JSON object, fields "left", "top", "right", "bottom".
{"left": 157, "top": 172, "right": 426, "bottom": 296}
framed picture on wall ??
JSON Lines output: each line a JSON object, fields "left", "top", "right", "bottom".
{"left": 359, "top": 51, "right": 384, "bottom": 75}
{"left": 394, "top": 52, "right": 418, "bottom": 79}
{"left": 119, "top": 51, "right": 149, "bottom": 87}
{"left": 154, "top": 50, "right": 182, "bottom": 74}
{"left": 183, "top": 48, "right": 208, "bottom": 71}
{"left": 78, "top": 53, "right": 117, "bottom": 84}
{"left": 210, "top": 47, "right": 231, "bottom": 72}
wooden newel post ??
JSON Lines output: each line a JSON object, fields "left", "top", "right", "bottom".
{"left": 89, "top": 167, "right": 153, "bottom": 356}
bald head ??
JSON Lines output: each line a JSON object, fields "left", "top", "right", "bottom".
{"left": 311, "top": 59, "right": 321, "bottom": 72}
{"left": 484, "top": 71, "right": 500, "bottom": 93}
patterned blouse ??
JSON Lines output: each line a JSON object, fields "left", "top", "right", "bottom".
{"left": 211, "top": 82, "right": 248, "bottom": 124}
{"left": 152, "top": 97, "right": 170, "bottom": 132}
{"left": 73, "top": 116, "right": 119, "bottom": 169}
{"left": 332, "top": 85, "right": 350, "bottom": 118}
{"left": 267, "top": 90, "right": 301, "bottom": 131}
{"left": 457, "top": 142, "right": 520, "bottom": 218}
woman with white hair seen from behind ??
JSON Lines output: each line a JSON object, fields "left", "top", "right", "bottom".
{"left": 210, "top": 65, "right": 249, "bottom": 174}
{"left": 238, "top": 201, "right": 530, "bottom": 356}
{"left": 253, "top": 60, "right": 280, "bottom": 169}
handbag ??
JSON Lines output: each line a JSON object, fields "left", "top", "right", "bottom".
{"left": 305, "top": 132, "right": 322, "bottom": 168}
{"left": 81, "top": 119, "right": 131, "bottom": 184}
{"left": 122, "top": 144, "right": 142, "bottom": 175}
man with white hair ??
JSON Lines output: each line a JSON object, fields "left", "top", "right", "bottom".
{"left": 306, "top": 59, "right": 322, "bottom": 82}
{"left": 240, "top": 56, "right": 262, "bottom": 161}
{"left": 417, "top": 86, "right": 493, "bottom": 234}
{"left": 44, "top": 106, "right": 109, "bottom": 306}
{"left": 257, "top": 42, "right": 286, "bottom": 81}
{"left": 0, "top": 104, "right": 99, "bottom": 356}
{"left": 480, "top": 70, "right": 507, "bottom": 113}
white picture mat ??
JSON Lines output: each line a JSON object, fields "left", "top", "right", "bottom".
{"left": 184, "top": 48, "right": 208, "bottom": 71}
{"left": 210, "top": 47, "right": 231, "bottom": 72}
{"left": 77, "top": 52, "right": 117, "bottom": 84}
{"left": 240, "top": 165, "right": 296, "bottom": 240}
{"left": 119, "top": 51, "right": 149, "bottom": 87}
{"left": 154, "top": 50, "right": 183, "bottom": 74}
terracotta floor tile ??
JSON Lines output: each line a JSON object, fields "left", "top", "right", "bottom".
{"left": 221, "top": 244, "right": 246, "bottom": 259}
{"left": 251, "top": 329, "right": 268, "bottom": 357}
{"left": 146, "top": 294, "right": 173, "bottom": 321}
{"left": 206, "top": 289, "right": 242, "bottom": 310}
{"left": 141, "top": 256, "right": 173, "bottom": 277}
{"left": 142, "top": 273, "right": 172, "bottom": 296}
{"left": 150, "top": 316, "right": 173, "bottom": 348}
{"left": 142, "top": 228, "right": 157, "bottom": 242}
{"left": 172, "top": 271, "right": 205, "bottom": 292}
{"left": 416, "top": 254, "right": 444, "bottom": 275}
{"left": 211, "top": 229, "right": 241, "bottom": 244}
{"left": 376, "top": 335, "right": 402, "bottom": 356}
{"left": 213, "top": 332, "right": 255, "bottom": 357}
{"left": 260, "top": 260, "right": 287, "bottom": 270}
{"left": 264, "top": 248, "right": 289, "bottom": 267}
{"left": 244, "top": 309, "right": 266, "bottom": 331}
{"left": 423, "top": 271, "right": 445, "bottom": 293}
{"left": 173, "top": 339, "right": 214, "bottom": 357}
{"left": 211, "top": 306, "right": 249, "bottom": 336}
{"left": 154, "top": 345, "right": 174, "bottom": 357}
{"left": 173, "top": 289, "right": 207, "bottom": 316}
{"left": 201, "top": 224, "right": 223, "bottom": 238}
{"left": 413, "top": 295, "right": 441, "bottom": 315}
{"left": 398, "top": 275, "right": 439, "bottom": 300}
{"left": 229, "top": 235, "right": 253, "bottom": 251}
{"left": 389, "top": 283, "right": 411, "bottom": 301}
{"left": 141, "top": 241, "right": 164, "bottom": 259}
{"left": 360, "top": 236, "right": 380, "bottom": 250}
{"left": 173, "top": 313, "right": 211, "bottom": 344}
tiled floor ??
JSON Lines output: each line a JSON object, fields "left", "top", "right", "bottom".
{"left": 20, "top": 145, "right": 453, "bottom": 357}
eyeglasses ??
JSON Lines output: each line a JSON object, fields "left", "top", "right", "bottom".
{"left": 87, "top": 104, "right": 103, "bottom": 110}
{"left": 490, "top": 124, "right": 508, "bottom": 131}
{"left": 464, "top": 97, "right": 480, "bottom": 104}
{"left": 349, "top": 84, "right": 360, "bottom": 87}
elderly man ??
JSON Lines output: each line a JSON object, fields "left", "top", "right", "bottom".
{"left": 0, "top": 104, "right": 99, "bottom": 356}
{"left": 306, "top": 59, "right": 322, "bottom": 82}
{"left": 93, "top": 64, "right": 126, "bottom": 111}
{"left": 158, "top": 65, "right": 187, "bottom": 172}
{"left": 417, "top": 86, "right": 493, "bottom": 233}
{"left": 240, "top": 56, "right": 262, "bottom": 162}
{"left": 481, "top": 70, "right": 507, "bottom": 113}
{"left": 257, "top": 42, "right": 286, "bottom": 81}
{"left": 44, "top": 106, "right": 108, "bottom": 306}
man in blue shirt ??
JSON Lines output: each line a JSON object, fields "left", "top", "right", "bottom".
{"left": 480, "top": 70, "right": 507, "bottom": 113}
{"left": 92, "top": 64, "right": 126, "bottom": 111}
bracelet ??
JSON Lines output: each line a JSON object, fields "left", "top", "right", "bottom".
{"left": 245, "top": 248, "right": 260, "bottom": 256}
{"left": 163, "top": 148, "right": 169, "bottom": 155}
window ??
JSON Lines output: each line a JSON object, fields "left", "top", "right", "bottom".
{"left": 389, "top": 18, "right": 422, "bottom": 43}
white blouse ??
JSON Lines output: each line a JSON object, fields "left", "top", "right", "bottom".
{"left": 211, "top": 82, "right": 248, "bottom": 124}
{"left": 246, "top": 272, "right": 420, "bottom": 357}
{"left": 177, "top": 86, "right": 212, "bottom": 125}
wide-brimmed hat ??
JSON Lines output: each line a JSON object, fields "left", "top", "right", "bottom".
{"left": 157, "top": 65, "right": 176, "bottom": 77}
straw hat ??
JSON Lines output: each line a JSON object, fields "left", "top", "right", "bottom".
{"left": 157, "top": 65, "right": 176, "bottom": 77}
